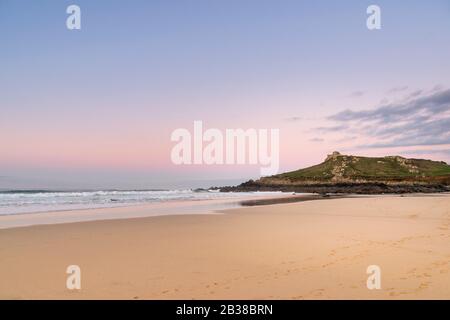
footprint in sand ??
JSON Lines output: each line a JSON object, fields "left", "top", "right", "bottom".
{"left": 308, "top": 289, "right": 325, "bottom": 297}
{"left": 389, "top": 291, "right": 409, "bottom": 297}
{"left": 416, "top": 282, "right": 430, "bottom": 292}
{"left": 321, "top": 262, "right": 333, "bottom": 268}
{"left": 407, "top": 268, "right": 417, "bottom": 274}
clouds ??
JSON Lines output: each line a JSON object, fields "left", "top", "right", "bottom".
{"left": 386, "top": 86, "right": 409, "bottom": 94}
{"left": 349, "top": 90, "right": 365, "bottom": 98}
{"left": 315, "top": 124, "right": 349, "bottom": 133}
{"left": 401, "top": 149, "right": 450, "bottom": 156}
{"left": 323, "top": 88, "right": 450, "bottom": 149}
{"left": 285, "top": 116, "right": 302, "bottom": 122}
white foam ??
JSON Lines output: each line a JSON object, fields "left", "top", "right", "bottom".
{"left": 0, "top": 190, "right": 284, "bottom": 215}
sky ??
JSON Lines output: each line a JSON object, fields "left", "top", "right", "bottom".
{"left": 1, "top": 0, "right": 450, "bottom": 189}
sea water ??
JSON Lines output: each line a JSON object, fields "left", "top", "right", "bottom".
{"left": 0, "top": 189, "right": 284, "bottom": 215}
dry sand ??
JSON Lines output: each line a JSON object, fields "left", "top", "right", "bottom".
{"left": 0, "top": 195, "right": 449, "bottom": 299}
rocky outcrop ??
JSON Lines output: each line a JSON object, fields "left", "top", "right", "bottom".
{"left": 216, "top": 152, "right": 450, "bottom": 194}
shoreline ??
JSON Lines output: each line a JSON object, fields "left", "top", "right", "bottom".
{"left": 1, "top": 192, "right": 449, "bottom": 230}
{"left": 239, "top": 194, "right": 348, "bottom": 206}
{"left": 0, "top": 190, "right": 287, "bottom": 216}
{"left": 0, "top": 192, "right": 299, "bottom": 230}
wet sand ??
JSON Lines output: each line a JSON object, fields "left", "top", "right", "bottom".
{"left": 0, "top": 194, "right": 449, "bottom": 299}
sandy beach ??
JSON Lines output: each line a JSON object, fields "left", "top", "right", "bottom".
{"left": 0, "top": 194, "right": 449, "bottom": 299}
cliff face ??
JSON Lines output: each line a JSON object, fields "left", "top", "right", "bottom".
{"left": 220, "top": 152, "right": 450, "bottom": 194}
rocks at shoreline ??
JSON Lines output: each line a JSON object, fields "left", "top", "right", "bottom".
{"left": 217, "top": 181, "right": 450, "bottom": 194}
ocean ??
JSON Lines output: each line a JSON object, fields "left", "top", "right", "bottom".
{"left": 0, "top": 189, "right": 284, "bottom": 215}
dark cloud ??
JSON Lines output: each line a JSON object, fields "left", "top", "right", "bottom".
{"left": 407, "top": 90, "right": 423, "bottom": 98}
{"left": 333, "top": 136, "right": 357, "bottom": 143}
{"left": 315, "top": 124, "right": 349, "bottom": 133}
{"left": 285, "top": 115, "right": 320, "bottom": 122}
{"left": 431, "top": 84, "right": 444, "bottom": 92}
{"left": 349, "top": 91, "right": 364, "bottom": 97}
{"left": 400, "top": 149, "right": 450, "bottom": 156}
{"left": 324, "top": 88, "right": 450, "bottom": 148}
{"left": 285, "top": 116, "right": 302, "bottom": 122}
{"left": 387, "top": 86, "right": 408, "bottom": 94}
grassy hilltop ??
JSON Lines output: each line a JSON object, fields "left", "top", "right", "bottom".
{"left": 220, "top": 152, "right": 450, "bottom": 194}
{"left": 275, "top": 151, "right": 450, "bottom": 182}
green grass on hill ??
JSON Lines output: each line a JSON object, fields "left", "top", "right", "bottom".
{"left": 275, "top": 154, "right": 450, "bottom": 181}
